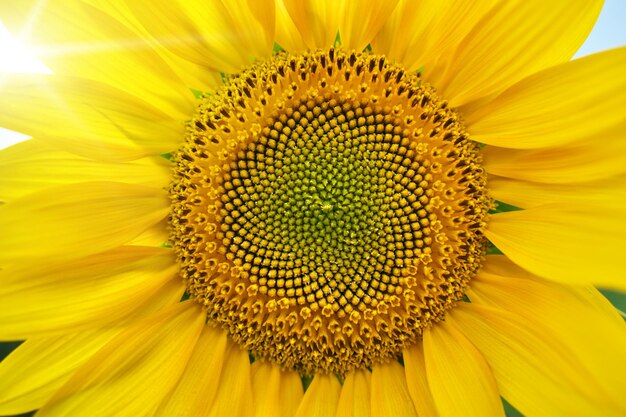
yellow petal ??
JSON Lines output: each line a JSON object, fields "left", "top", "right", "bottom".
{"left": 0, "top": 181, "right": 169, "bottom": 265}
{"left": 335, "top": 370, "right": 371, "bottom": 417}
{"left": 0, "top": 329, "right": 118, "bottom": 415}
{"left": 0, "top": 74, "right": 183, "bottom": 162}
{"left": 252, "top": 362, "right": 280, "bottom": 417}
{"left": 0, "top": 246, "right": 176, "bottom": 340}
{"left": 146, "top": 40, "right": 224, "bottom": 93}
{"left": 81, "top": 0, "right": 223, "bottom": 92}
{"left": 0, "top": 277, "right": 184, "bottom": 415}
{"left": 403, "top": 345, "right": 438, "bottom": 417}
{"left": 278, "top": 367, "right": 306, "bottom": 417}
{"left": 0, "top": 0, "right": 195, "bottom": 119}
{"left": 0, "top": 139, "right": 170, "bottom": 203}
{"left": 570, "top": 286, "right": 626, "bottom": 325}
{"left": 35, "top": 301, "right": 204, "bottom": 417}
{"left": 275, "top": 0, "right": 308, "bottom": 52}
{"left": 127, "top": 219, "right": 169, "bottom": 247}
{"left": 207, "top": 342, "right": 254, "bottom": 417}
{"left": 122, "top": 277, "right": 186, "bottom": 319}
{"left": 467, "top": 47, "right": 626, "bottom": 148}
{"left": 372, "top": 0, "right": 498, "bottom": 74}
{"left": 281, "top": 0, "right": 339, "bottom": 49}
{"left": 469, "top": 255, "right": 626, "bottom": 411}
{"left": 371, "top": 361, "right": 418, "bottom": 417}
{"left": 252, "top": 361, "right": 304, "bottom": 417}
{"left": 154, "top": 326, "right": 228, "bottom": 417}
{"left": 281, "top": 0, "right": 399, "bottom": 51}
{"left": 436, "top": 0, "right": 602, "bottom": 107}
{"left": 482, "top": 138, "right": 626, "bottom": 183}
{"left": 337, "top": 0, "right": 400, "bottom": 51}
{"left": 295, "top": 374, "right": 341, "bottom": 417}
{"left": 488, "top": 174, "right": 626, "bottom": 209}
{"left": 423, "top": 320, "right": 504, "bottom": 417}
{"left": 486, "top": 203, "right": 626, "bottom": 290}
{"left": 453, "top": 303, "right": 624, "bottom": 417}
{"left": 123, "top": 0, "right": 274, "bottom": 74}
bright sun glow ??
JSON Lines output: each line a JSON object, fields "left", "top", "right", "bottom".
{"left": 0, "top": 20, "right": 52, "bottom": 149}
{"left": 0, "top": 21, "right": 51, "bottom": 74}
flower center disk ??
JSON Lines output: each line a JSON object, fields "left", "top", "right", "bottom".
{"left": 169, "top": 48, "right": 490, "bottom": 375}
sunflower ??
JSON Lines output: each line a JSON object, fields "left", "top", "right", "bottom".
{"left": 0, "top": 0, "right": 625, "bottom": 416}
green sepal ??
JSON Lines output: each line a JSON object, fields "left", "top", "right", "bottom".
{"left": 334, "top": 31, "right": 342, "bottom": 48}
{"left": 273, "top": 42, "right": 285, "bottom": 54}
{"left": 490, "top": 200, "right": 522, "bottom": 214}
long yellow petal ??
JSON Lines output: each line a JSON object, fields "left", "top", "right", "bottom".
{"left": 0, "top": 277, "right": 184, "bottom": 415}
{"left": 207, "top": 341, "right": 254, "bottom": 417}
{"left": 0, "top": 0, "right": 194, "bottom": 119}
{"left": 119, "top": 277, "right": 187, "bottom": 320}
{"left": 279, "top": 367, "right": 306, "bottom": 417}
{"left": 0, "top": 74, "right": 183, "bottom": 161}
{"left": 80, "top": 0, "right": 223, "bottom": 92}
{"left": 127, "top": 219, "right": 169, "bottom": 247}
{"left": 436, "top": 0, "right": 602, "bottom": 107}
{"left": 486, "top": 204, "right": 626, "bottom": 290}
{"left": 337, "top": 0, "right": 400, "bottom": 51}
{"left": 0, "top": 330, "right": 118, "bottom": 415}
{"left": 252, "top": 361, "right": 304, "bottom": 417}
{"left": 372, "top": 0, "right": 498, "bottom": 74}
{"left": 0, "top": 139, "right": 170, "bottom": 203}
{"left": 35, "top": 301, "right": 204, "bottom": 417}
{"left": 280, "top": 0, "right": 339, "bottom": 49}
{"left": 251, "top": 362, "right": 282, "bottom": 417}
{"left": 295, "top": 374, "right": 341, "bottom": 417}
{"left": 453, "top": 304, "right": 624, "bottom": 417}
{"left": 371, "top": 361, "right": 418, "bottom": 417}
{"left": 469, "top": 255, "right": 626, "bottom": 411}
{"left": 423, "top": 320, "right": 505, "bottom": 417}
{"left": 275, "top": 0, "right": 308, "bottom": 52}
{"left": 488, "top": 174, "right": 626, "bottom": 209}
{"left": 482, "top": 139, "right": 626, "bottom": 183}
{"left": 403, "top": 345, "right": 438, "bottom": 417}
{"left": 0, "top": 246, "right": 176, "bottom": 340}
{"left": 0, "top": 181, "right": 168, "bottom": 265}
{"left": 335, "top": 370, "right": 371, "bottom": 417}
{"left": 467, "top": 47, "right": 626, "bottom": 148}
{"left": 281, "top": 0, "right": 399, "bottom": 51}
{"left": 570, "top": 285, "right": 626, "bottom": 325}
{"left": 154, "top": 326, "right": 228, "bottom": 417}
{"left": 122, "top": 0, "right": 274, "bottom": 74}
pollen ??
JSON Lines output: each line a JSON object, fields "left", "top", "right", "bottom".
{"left": 168, "top": 48, "right": 491, "bottom": 375}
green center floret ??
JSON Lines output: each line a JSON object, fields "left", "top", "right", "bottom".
{"left": 217, "top": 98, "right": 430, "bottom": 311}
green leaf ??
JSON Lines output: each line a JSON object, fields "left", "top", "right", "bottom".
{"left": 190, "top": 88, "right": 202, "bottom": 99}
{"left": 160, "top": 152, "right": 174, "bottom": 162}
{"left": 273, "top": 42, "right": 285, "bottom": 54}
{"left": 503, "top": 397, "right": 524, "bottom": 417}
{"left": 485, "top": 243, "right": 503, "bottom": 255}
{"left": 599, "top": 288, "right": 626, "bottom": 319}
{"left": 490, "top": 200, "right": 522, "bottom": 214}
{"left": 301, "top": 374, "right": 314, "bottom": 391}
{"left": 334, "top": 31, "right": 342, "bottom": 48}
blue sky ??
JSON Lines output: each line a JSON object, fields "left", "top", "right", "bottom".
{"left": 575, "top": 0, "right": 626, "bottom": 57}
{"left": 1, "top": 1, "right": 625, "bottom": 147}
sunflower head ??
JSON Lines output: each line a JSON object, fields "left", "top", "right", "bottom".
{"left": 169, "top": 47, "right": 491, "bottom": 374}
{"left": 1, "top": 1, "right": 625, "bottom": 416}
